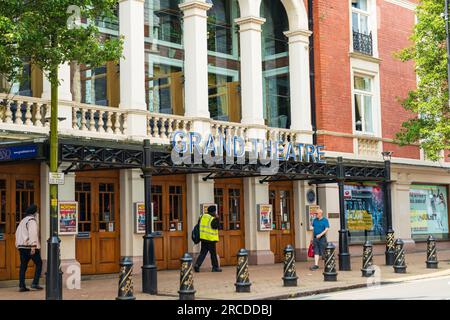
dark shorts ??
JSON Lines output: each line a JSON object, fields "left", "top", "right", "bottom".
{"left": 313, "top": 236, "right": 327, "bottom": 257}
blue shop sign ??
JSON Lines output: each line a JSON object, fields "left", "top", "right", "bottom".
{"left": 0, "top": 144, "right": 38, "bottom": 161}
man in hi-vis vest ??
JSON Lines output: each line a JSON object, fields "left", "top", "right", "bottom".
{"left": 194, "top": 205, "right": 222, "bottom": 272}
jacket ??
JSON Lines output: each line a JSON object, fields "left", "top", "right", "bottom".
{"left": 15, "top": 215, "right": 41, "bottom": 249}
{"left": 199, "top": 213, "right": 219, "bottom": 242}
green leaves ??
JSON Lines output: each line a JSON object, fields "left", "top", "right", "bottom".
{"left": 396, "top": 0, "right": 450, "bottom": 161}
{"left": 0, "top": 0, "right": 123, "bottom": 84}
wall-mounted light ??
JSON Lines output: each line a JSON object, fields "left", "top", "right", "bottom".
{"left": 381, "top": 151, "right": 393, "bottom": 161}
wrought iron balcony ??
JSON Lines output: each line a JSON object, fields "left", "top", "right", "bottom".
{"left": 353, "top": 31, "right": 373, "bottom": 56}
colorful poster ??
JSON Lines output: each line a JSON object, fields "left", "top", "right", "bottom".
{"left": 410, "top": 185, "right": 448, "bottom": 236}
{"left": 306, "top": 205, "right": 320, "bottom": 230}
{"left": 344, "top": 184, "right": 384, "bottom": 234}
{"left": 58, "top": 201, "right": 78, "bottom": 235}
{"left": 134, "top": 203, "right": 154, "bottom": 234}
{"left": 258, "top": 204, "right": 273, "bottom": 231}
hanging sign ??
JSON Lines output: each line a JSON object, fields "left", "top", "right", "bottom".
{"left": 49, "top": 172, "right": 65, "bottom": 185}
{"left": 58, "top": 201, "right": 78, "bottom": 235}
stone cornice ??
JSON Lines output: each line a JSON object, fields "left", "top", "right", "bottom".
{"left": 179, "top": 1, "right": 212, "bottom": 12}
{"left": 284, "top": 29, "right": 312, "bottom": 39}
{"left": 235, "top": 16, "right": 266, "bottom": 26}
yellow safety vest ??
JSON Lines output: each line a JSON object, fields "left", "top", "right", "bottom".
{"left": 199, "top": 214, "right": 219, "bottom": 242}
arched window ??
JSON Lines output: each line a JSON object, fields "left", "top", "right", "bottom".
{"left": 261, "top": 0, "right": 290, "bottom": 129}
{"left": 207, "top": 0, "right": 241, "bottom": 122}
{"left": 145, "top": 0, "right": 184, "bottom": 115}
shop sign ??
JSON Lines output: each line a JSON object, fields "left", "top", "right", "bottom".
{"left": 0, "top": 144, "right": 37, "bottom": 161}
{"left": 58, "top": 201, "right": 78, "bottom": 235}
{"left": 257, "top": 204, "right": 273, "bottom": 231}
{"left": 171, "top": 131, "right": 326, "bottom": 164}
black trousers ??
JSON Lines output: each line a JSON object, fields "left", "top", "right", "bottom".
{"left": 19, "top": 248, "right": 42, "bottom": 288}
{"left": 195, "top": 240, "right": 219, "bottom": 269}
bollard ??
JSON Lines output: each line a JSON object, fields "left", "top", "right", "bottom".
{"left": 385, "top": 230, "right": 395, "bottom": 266}
{"left": 426, "top": 235, "right": 438, "bottom": 269}
{"left": 361, "top": 241, "right": 375, "bottom": 277}
{"left": 116, "top": 257, "right": 136, "bottom": 300}
{"left": 393, "top": 239, "right": 407, "bottom": 274}
{"left": 323, "top": 242, "right": 337, "bottom": 281}
{"left": 282, "top": 245, "right": 298, "bottom": 287}
{"left": 178, "top": 253, "right": 196, "bottom": 300}
{"left": 235, "top": 249, "right": 251, "bottom": 293}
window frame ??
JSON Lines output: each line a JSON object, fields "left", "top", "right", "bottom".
{"left": 353, "top": 73, "right": 375, "bottom": 135}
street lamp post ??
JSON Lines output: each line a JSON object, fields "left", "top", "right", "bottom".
{"left": 142, "top": 139, "right": 157, "bottom": 294}
{"left": 382, "top": 151, "right": 395, "bottom": 266}
{"left": 337, "top": 157, "right": 351, "bottom": 271}
{"left": 45, "top": 69, "right": 63, "bottom": 300}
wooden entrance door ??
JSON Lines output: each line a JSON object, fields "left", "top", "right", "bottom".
{"left": 152, "top": 176, "right": 187, "bottom": 270}
{"left": 75, "top": 172, "right": 120, "bottom": 274}
{"left": 0, "top": 164, "right": 40, "bottom": 280}
{"left": 269, "top": 183, "right": 295, "bottom": 263}
{"left": 214, "top": 180, "right": 245, "bottom": 266}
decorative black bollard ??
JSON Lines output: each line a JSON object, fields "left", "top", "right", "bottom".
{"left": 178, "top": 253, "right": 196, "bottom": 300}
{"left": 282, "top": 245, "right": 298, "bottom": 287}
{"left": 116, "top": 257, "right": 136, "bottom": 300}
{"left": 385, "top": 230, "right": 395, "bottom": 266}
{"left": 361, "top": 241, "right": 375, "bottom": 277}
{"left": 235, "top": 249, "right": 251, "bottom": 293}
{"left": 426, "top": 235, "right": 438, "bottom": 269}
{"left": 393, "top": 239, "right": 407, "bottom": 274}
{"left": 323, "top": 242, "right": 338, "bottom": 281}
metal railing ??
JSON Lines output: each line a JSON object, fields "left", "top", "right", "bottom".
{"left": 353, "top": 31, "right": 373, "bottom": 56}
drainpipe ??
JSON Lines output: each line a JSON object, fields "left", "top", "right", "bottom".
{"left": 308, "top": 0, "right": 317, "bottom": 145}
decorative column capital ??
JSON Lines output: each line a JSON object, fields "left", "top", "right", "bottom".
{"left": 235, "top": 16, "right": 266, "bottom": 32}
{"left": 284, "top": 29, "right": 312, "bottom": 44}
{"left": 179, "top": 0, "right": 213, "bottom": 16}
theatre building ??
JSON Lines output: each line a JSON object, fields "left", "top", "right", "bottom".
{"left": 0, "top": 0, "right": 449, "bottom": 282}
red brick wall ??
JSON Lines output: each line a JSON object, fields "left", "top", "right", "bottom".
{"left": 378, "top": 0, "right": 420, "bottom": 159}
{"left": 314, "top": 0, "right": 353, "bottom": 153}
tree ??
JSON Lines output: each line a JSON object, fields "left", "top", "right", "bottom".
{"left": 0, "top": 0, "right": 123, "bottom": 299}
{"left": 396, "top": 0, "right": 450, "bottom": 161}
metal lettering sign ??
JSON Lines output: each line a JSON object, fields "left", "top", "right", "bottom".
{"left": 0, "top": 145, "right": 37, "bottom": 161}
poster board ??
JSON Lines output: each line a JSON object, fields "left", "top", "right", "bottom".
{"left": 58, "top": 201, "right": 78, "bottom": 235}
{"left": 134, "top": 202, "right": 154, "bottom": 234}
{"left": 306, "top": 205, "right": 320, "bottom": 231}
{"left": 257, "top": 204, "right": 273, "bottom": 231}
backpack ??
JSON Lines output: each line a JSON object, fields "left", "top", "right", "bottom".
{"left": 191, "top": 217, "right": 201, "bottom": 244}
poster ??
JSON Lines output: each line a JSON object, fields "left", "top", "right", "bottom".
{"left": 257, "top": 204, "right": 273, "bottom": 231}
{"left": 344, "top": 184, "right": 384, "bottom": 235}
{"left": 306, "top": 205, "right": 320, "bottom": 231}
{"left": 58, "top": 201, "right": 78, "bottom": 235}
{"left": 134, "top": 202, "right": 153, "bottom": 234}
{"left": 410, "top": 185, "right": 448, "bottom": 236}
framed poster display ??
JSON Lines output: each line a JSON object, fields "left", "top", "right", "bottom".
{"left": 257, "top": 204, "right": 273, "bottom": 231}
{"left": 306, "top": 205, "right": 320, "bottom": 231}
{"left": 134, "top": 202, "right": 153, "bottom": 234}
{"left": 58, "top": 201, "right": 78, "bottom": 235}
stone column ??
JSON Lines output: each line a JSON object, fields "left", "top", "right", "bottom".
{"left": 119, "top": 0, "right": 147, "bottom": 139}
{"left": 243, "top": 177, "right": 274, "bottom": 265}
{"left": 40, "top": 163, "right": 81, "bottom": 288}
{"left": 179, "top": 1, "right": 212, "bottom": 135}
{"left": 120, "top": 169, "right": 145, "bottom": 273}
{"left": 186, "top": 174, "right": 215, "bottom": 266}
{"left": 284, "top": 29, "right": 313, "bottom": 144}
{"left": 235, "top": 16, "right": 266, "bottom": 128}
{"left": 392, "top": 176, "right": 414, "bottom": 250}
{"left": 42, "top": 63, "right": 73, "bottom": 132}
{"left": 293, "top": 181, "right": 314, "bottom": 261}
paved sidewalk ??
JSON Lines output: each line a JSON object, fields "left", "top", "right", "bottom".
{"left": 0, "top": 250, "right": 449, "bottom": 300}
